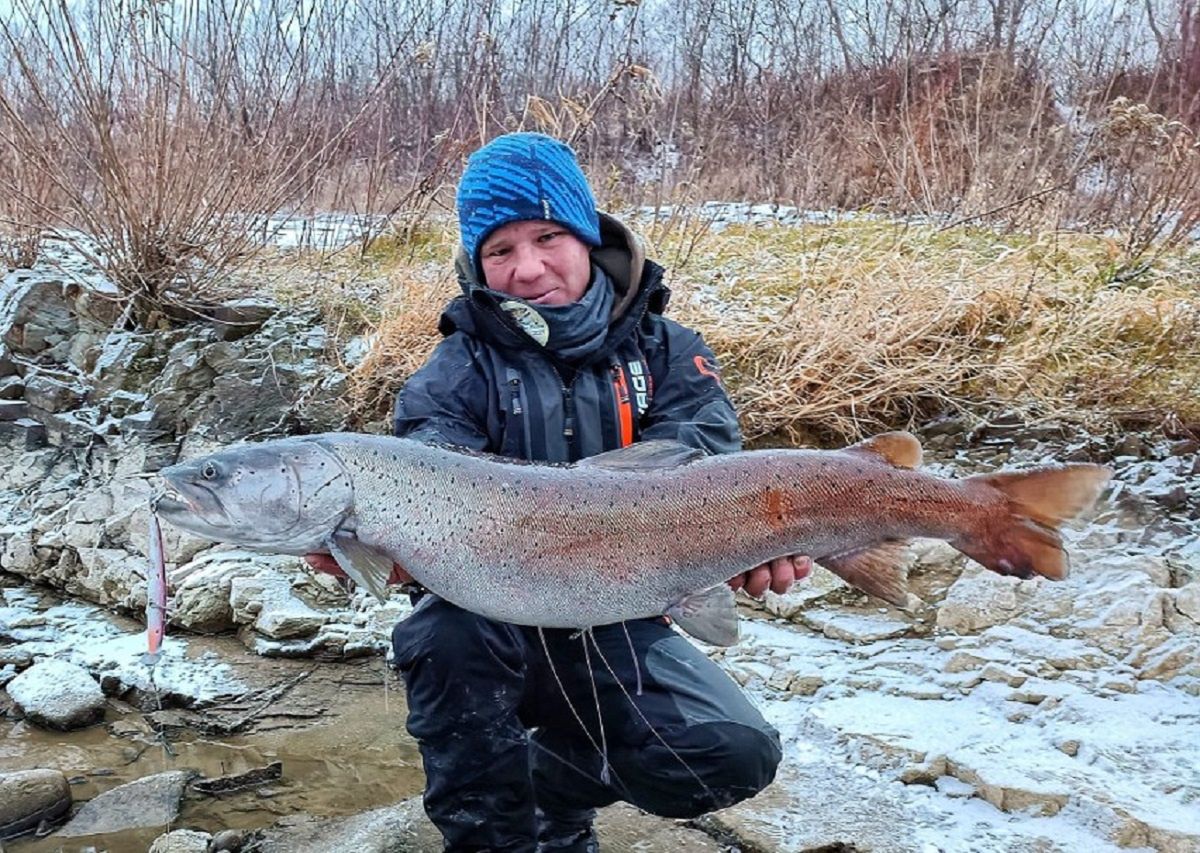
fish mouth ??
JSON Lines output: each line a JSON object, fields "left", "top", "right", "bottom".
{"left": 152, "top": 476, "right": 232, "bottom": 529}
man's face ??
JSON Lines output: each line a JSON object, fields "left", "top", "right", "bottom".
{"left": 479, "top": 220, "right": 592, "bottom": 306}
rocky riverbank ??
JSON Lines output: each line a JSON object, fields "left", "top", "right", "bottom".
{"left": 0, "top": 270, "right": 1197, "bottom": 851}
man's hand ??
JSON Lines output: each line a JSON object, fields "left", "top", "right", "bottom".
{"left": 304, "top": 553, "right": 414, "bottom": 586}
{"left": 728, "top": 555, "right": 813, "bottom": 599}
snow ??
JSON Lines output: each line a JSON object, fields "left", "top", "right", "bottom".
{"left": 0, "top": 588, "right": 245, "bottom": 706}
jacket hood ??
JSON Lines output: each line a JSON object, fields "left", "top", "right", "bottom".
{"left": 441, "top": 213, "right": 669, "bottom": 360}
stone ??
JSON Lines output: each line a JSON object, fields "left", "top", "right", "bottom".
{"left": 56, "top": 770, "right": 191, "bottom": 837}
{"left": 702, "top": 760, "right": 920, "bottom": 853}
{"left": 148, "top": 828, "right": 212, "bottom": 853}
{"left": 23, "top": 373, "right": 86, "bottom": 413}
{"left": 0, "top": 768, "right": 71, "bottom": 839}
{"left": 0, "top": 399, "right": 28, "bottom": 420}
{"left": 252, "top": 796, "right": 722, "bottom": 853}
{"left": 0, "top": 375, "right": 23, "bottom": 398}
{"left": 757, "top": 565, "right": 847, "bottom": 619}
{"left": 89, "top": 332, "right": 155, "bottom": 398}
{"left": 171, "top": 582, "right": 234, "bottom": 633}
{"left": 1174, "top": 581, "right": 1200, "bottom": 623}
{"left": 801, "top": 609, "right": 913, "bottom": 642}
{"left": 230, "top": 573, "right": 328, "bottom": 640}
{"left": 210, "top": 828, "right": 247, "bottom": 852}
{"left": 67, "top": 547, "right": 141, "bottom": 610}
{"left": 0, "top": 417, "right": 47, "bottom": 450}
{"left": 947, "top": 758, "right": 1070, "bottom": 816}
{"left": 7, "top": 658, "right": 106, "bottom": 729}
{"left": 936, "top": 568, "right": 1025, "bottom": 633}
{"left": 980, "top": 662, "right": 1028, "bottom": 687}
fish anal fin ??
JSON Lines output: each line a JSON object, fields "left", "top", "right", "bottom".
{"left": 845, "top": 432, "right": 923, "bottom": 469}
{"left": 578, "top": 440, "right": 706, "bottom": 471}
{"left": 328, "top": 532, "right": 393, "bottom": 602}
{"left": 668, "top": 584, "right": 739, "bottom": 646}
{"left": 818, "top": 539, "right": 911, "bottom": 606}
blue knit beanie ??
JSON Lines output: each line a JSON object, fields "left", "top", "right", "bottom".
{"left": 456, "top": 132, "right": 602, "bottom": 272}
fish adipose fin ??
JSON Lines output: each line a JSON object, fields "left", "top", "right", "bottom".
{"left": 845, "top": 431, "right": 923, "bottom": 469}
{"left": 578, "top": 440, "right": 707, "bottom": 471}
{"left": 668, "top": 584, "right": 739, "bottom": 646}
{"left": 819, "top": 539, "right": 912, "bottom": 606}
{"left": 954, "top": 464, "right": 1111, "bottom": 580}
{"left": 328, "top": 532, "right": 393, "bottom": 602}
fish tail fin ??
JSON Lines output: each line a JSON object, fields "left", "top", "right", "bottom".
{"left": 955, "top": 464, "right": 1111, "bottom": 580}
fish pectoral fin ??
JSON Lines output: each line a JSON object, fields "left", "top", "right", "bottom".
{"left": 818, "top": 539, "right": 913, "bottom": 607}
{"left": 576, "top": 440, "right": 706, "bottom": 471}
{"left": 844, "top": 432, "right": 923, "bottom": 469}
{"left": 668, "top": 584, "right": 739, "bottom": 646}
{"left": 328, "top": 532, "right": 393, "bottom": 603}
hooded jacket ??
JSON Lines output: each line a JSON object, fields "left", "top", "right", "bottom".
{"left": 392, "top": 213, "right": 741, "bottom": 463}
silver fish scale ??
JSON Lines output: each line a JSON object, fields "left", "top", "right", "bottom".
{"left": 318, "top": 435, "right": 986, "bottom": 630}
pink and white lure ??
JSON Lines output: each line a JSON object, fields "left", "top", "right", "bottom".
{"left": 145, "top": 510, "right": 167, "bottom": 662}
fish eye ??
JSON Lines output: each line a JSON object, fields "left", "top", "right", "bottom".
{"left": 201, "top": 462, "right": 219, "bottom": 480}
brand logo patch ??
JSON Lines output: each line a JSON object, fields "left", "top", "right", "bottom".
{"left": 627, "top": 359, "right": 650, "bottom": 414}
{"left": 693, "top": 355, "right": 722, "bottom": 384}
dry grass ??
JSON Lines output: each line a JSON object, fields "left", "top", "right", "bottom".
{"left": 322, "top": 217, "right": 1200, "bottom": 442}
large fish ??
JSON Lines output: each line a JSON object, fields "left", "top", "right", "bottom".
{"left": 151, "top": 432, "right": 1110, "bottom": 645}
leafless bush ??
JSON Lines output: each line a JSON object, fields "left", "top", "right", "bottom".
{"left": 0, "top": 0, "right": 1194, "bottom": 308}
{"left": 0, "top": 0, "right": 394, "bottom": 324}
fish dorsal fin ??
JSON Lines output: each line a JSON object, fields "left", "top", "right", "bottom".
{"left": 818, "top": 539, "right": 913, "bottom": 607}
{"left": 845, "top": 432, "right": 923, "bottom": 469}
{"left": 668, "top": 584, "right": 739, "bottom": 646}
{"left": 328, "top": 531, "right": 393, "bottom": 603}
{"left": 577, "top": 440, "right": 706, "bottom": 471}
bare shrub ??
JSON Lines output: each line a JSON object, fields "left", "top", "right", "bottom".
{"left": 0, "top": 0, "right": 390, "bottom": 324}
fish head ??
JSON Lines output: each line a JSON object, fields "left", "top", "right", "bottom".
{"left": 154, "top": 439, "right": 354, "bottom": 553}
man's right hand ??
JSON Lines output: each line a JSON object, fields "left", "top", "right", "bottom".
{"left": 304, "top": 553, "right": 415, "bottom": 586}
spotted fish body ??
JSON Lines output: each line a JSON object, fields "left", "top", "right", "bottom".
{"left": 154, "top": 432, "right": 1110, "bottom": 644}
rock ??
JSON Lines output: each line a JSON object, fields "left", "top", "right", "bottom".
{"left": 89, "top": 332, "right": 155, "bottom": 398}
{"left": 0, "top": 769, "right": 71, "bottom": 839}
{"left": 253, "top": 796, "right": 721, "bottom": 853}
{"left": 0, "top": 399, "right": 29, "bottom": 420}
{"left": 800, "top": 608, "right": 913, "bottom": 642}
{"left": 0, "top": 417, "right": 47, "bottom": 450}
{"left": 149, "top": 828, "right": 212, "bottom": 853}
{"left": 7, "top": 658, "right": 106, "bottom": 729}
{"left": 936, "top": 567, "right": 1024, "bottom": 633}
{"left": 1174, "top": 581, "right": 1200, "bottom": 624}
{"left": 980, "top": 662, "right": 1028, "bottom": 687}
{"left": 757, "top": 564, "right": 847, "bottom": 619}
{"left": 230, "top": 573, "right": 328, "bottom": 640}
{"left": 702, "top": 760, "right": 920, "bottom": 853}
{"left": 56, "top": 770, "right": 191, "bottom": 837}
{"left": 210, "top": 828, "right": 247, "bottom": 852}
{"left": 23, "top": 373, "right": 86, "bottom": 413}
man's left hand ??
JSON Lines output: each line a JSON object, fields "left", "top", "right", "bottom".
{"left": 728, "top": 555, "right": 814, "bottom": 598}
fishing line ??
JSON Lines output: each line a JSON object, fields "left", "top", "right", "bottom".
{"left": 620, "top": 622, "right": 643, "bottom": 696}
{"left": 584, "top": 629, "right": 715, "bottom": 802}
{"left": 578, "top": 630, "right": 611, "bottom": 785}
{"left": 535, "top": 627, "right": 613, "bottom": 789}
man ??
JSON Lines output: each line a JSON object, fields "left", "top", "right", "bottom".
{"left": 311, "top": 132, "right": 810, "bottom": 852}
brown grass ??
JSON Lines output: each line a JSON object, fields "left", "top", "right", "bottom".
{"left": 316, "top": 218, "right": 1200, "bottom": 442}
